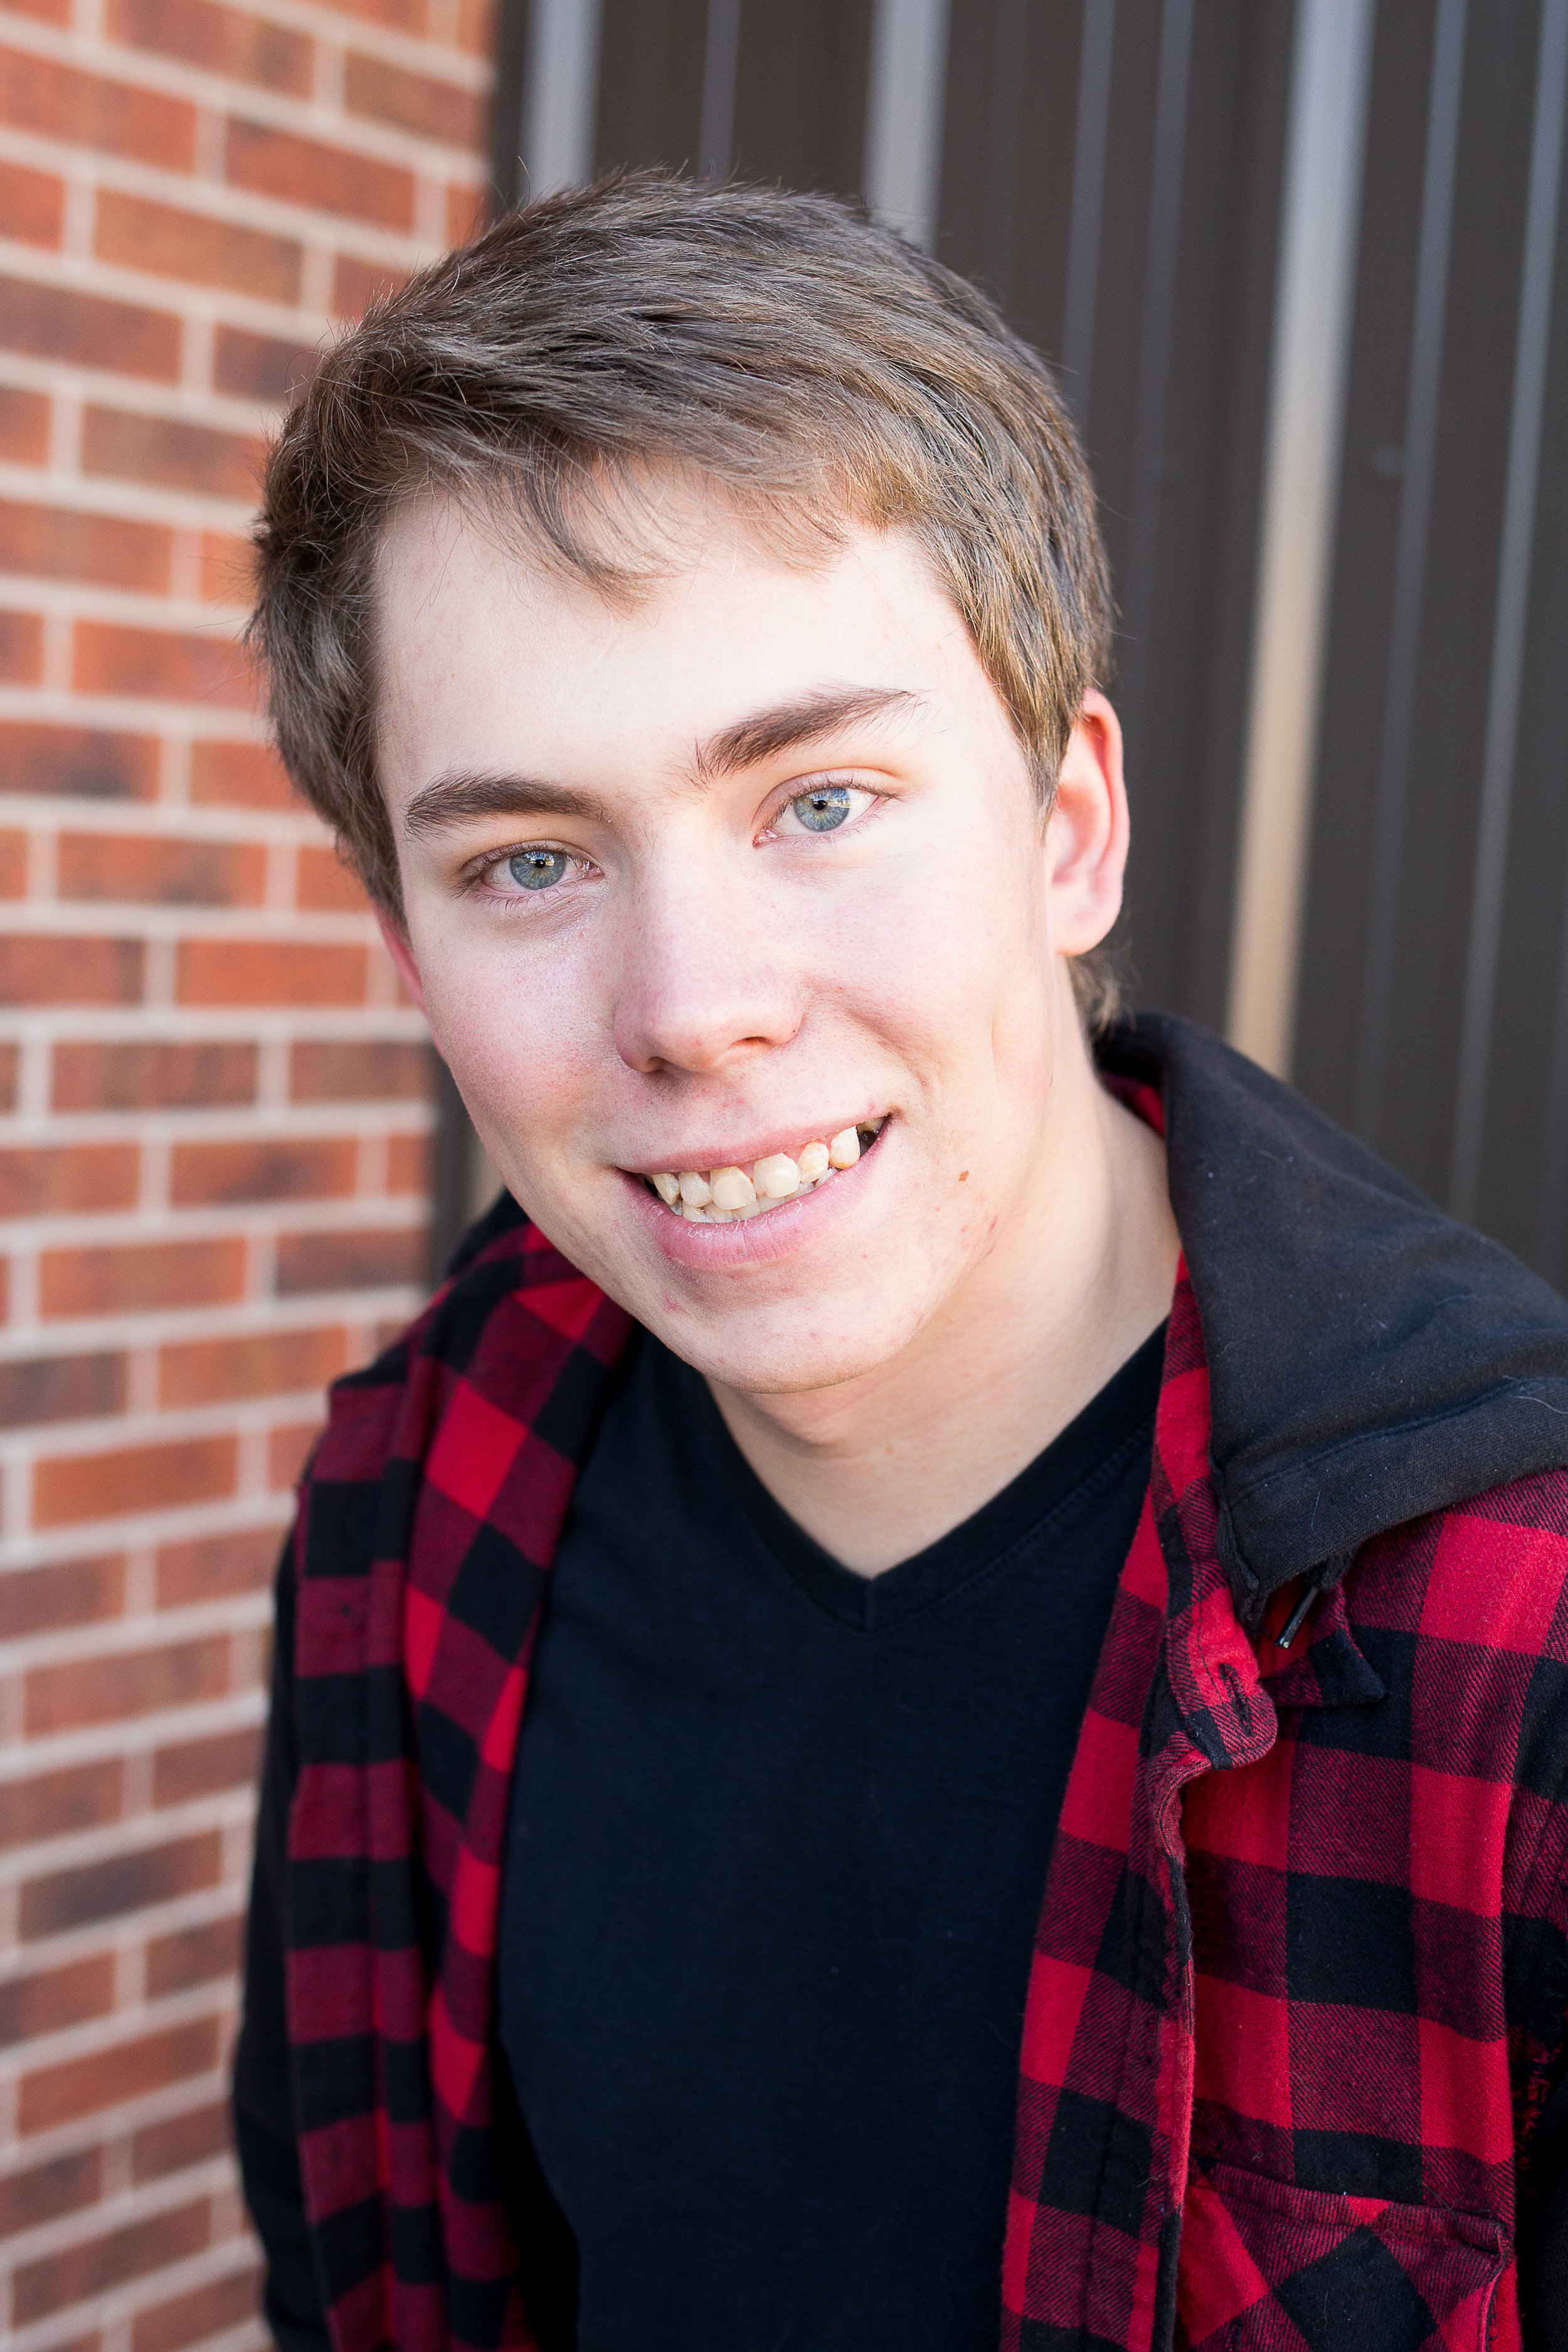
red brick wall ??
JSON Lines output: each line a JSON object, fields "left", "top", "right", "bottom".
{"left": 0, "top": 0, "right": 494, "bottom": 2336}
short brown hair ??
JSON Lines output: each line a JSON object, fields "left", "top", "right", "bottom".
{"left": 251, "top": 169, "right": 1120, "bottom": 1024}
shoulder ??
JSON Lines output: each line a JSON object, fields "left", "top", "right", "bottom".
{"left": 1340, "top": 1473, "right": 1568, "bottom": 1833}
{"left": 1352, "top": 1471, "right": 1568, "bottom": 1662}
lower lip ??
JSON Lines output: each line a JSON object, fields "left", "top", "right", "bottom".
{"left": 620, "top": 1130, "right": 887, "bottom": 1271}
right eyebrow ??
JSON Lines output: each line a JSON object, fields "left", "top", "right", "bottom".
{"left": 401, "top": 773, "right": 620, "bottom": 839}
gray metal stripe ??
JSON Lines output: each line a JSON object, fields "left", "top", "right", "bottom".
{"left": 1115, "top": 0, "right": 1194, "bottom": 771}
{"left": 1060, "top": 0, "right": 1116, "bottom": 426}
{"left": 1448, "top": 0, "right": 1568, "bottom": 1221}
{"left": 864, "top": 0, "right": 951, "bottom": 250}
{"left": 699, "top": 0, "right": 742, "bottom": 179}
{"left": 1352, "top": 0, "right": 1468, "bottom": 1142}
{"left": 1225, "top": 0, "right": 1375, "bottom": 1076}
{"left": 521, "top": 0, "right": 604, "bottom": 194}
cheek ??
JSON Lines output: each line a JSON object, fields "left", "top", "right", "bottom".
{"left": 419, "top": 939, "right": 603, "bottom": 1173}
{"left": 834, "top": 833, "right": 1049, "bottom": 1072}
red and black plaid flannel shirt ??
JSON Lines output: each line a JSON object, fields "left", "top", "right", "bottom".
{"left": 282, "top": 1097, "right": 1568, "bottom": 2352}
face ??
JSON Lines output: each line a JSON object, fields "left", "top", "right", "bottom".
{"left": 374, "top": 490, "right": 1127, "bottom": 1396}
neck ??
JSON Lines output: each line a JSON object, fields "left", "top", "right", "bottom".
{"left": 707, "top": 1035, "right": 1181, "bottom": 1575}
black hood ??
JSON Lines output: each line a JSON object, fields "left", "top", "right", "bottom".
{"left": 1101, "top": 1012, "right": 1568, "bottom": 1624}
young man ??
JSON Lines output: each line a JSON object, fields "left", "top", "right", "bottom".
{"left": 236, "top": 174, "right": 1568, "bottom": 2352}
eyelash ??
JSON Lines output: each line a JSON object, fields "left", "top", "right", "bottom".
{"left": 465, "top": 775, "right": 882, "bottom": 904}
{"left": 470, "top": 844, "right": 595, "bottom": 903}
{"left": 759, "top": 775, "right": 880, "bottom": 839}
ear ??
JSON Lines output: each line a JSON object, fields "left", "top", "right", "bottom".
{"left": 375, "top": 906, "right": 431, "bottom": 1021}
{"left": 1045, "top": 689, "right": 1129, "bottom": 956}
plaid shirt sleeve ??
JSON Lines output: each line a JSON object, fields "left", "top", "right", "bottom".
{"left": 285, "top": 1216, "right": 630, "bottom": 2352}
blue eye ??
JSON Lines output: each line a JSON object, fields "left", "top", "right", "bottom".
{"left": 509, "top": 848, "right": 569, "bottom": 890}
{"left": 792, "top": 785, "right": 851, "bottom": 833}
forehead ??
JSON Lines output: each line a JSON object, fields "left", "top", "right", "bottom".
{"left": 371, "top": 489, "right": 995, "bottom": 802}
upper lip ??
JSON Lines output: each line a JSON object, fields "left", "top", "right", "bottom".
{"left": 621, "top": 1115, "right": 885, "bottom": 1178}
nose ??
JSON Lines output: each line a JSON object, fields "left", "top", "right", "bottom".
{"left": 612, "top": 855, "right": 803, "bottom": 1077}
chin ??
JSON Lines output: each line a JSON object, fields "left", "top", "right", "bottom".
{"left": 637, "top": 1284, "right": 936, "bottom": 1398}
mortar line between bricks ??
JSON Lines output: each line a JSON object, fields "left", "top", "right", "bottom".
{"left": 0, "top": 457, "right": 273, "bottom": 538}
{"left": 1, "top": 2164, "right": 253, "bottom": 2311}
{"left": 0, "top": 901, "right": 393, "bottom": 940}
{"left": 0, "top": 1884, "right": 256, "bottom": 1993}
{"left": 0, "top": 798, "right": 343, "bottom": 849}
{"left": 0, "top": 1563, "right": 273, "bottom": 1648}
{"left": 0, "top": 1287, "right": 415, "bottom": 1356}
{"left": 3, "top": 0, "right": 497, "bottom": 98}
{"left": 4, "top": 1382, "right": 339, "bottom": 1456}
{"left": 9, "top": 2280, "right": 270, "bottom": 2352}
{"left": 0, "top": 1491, "right": 298, "bottom": 1577}
{"left": 0, "top": 2051, "right": 241, "bottom": 2175}
{"left": 0, "top": 1591, "right": 275, "bottom": 1681}
{"left": 0, "top": 1468, "right": 308, "bottom": 1562}
{"left": 0, "top": 580, "right": 251, "bottom": 633}
{"left": 0, "top": 1192, "right": 429, "bottom": 1247}
{"left": 0, "top": 1096, "right": 435, "bottom": 1142}
{"left": 0, "top": 17, "right": 495, "bottom": 169}
{"left": 0, "top": 1967, "right": 244, "bottom": 2077}
{"left": 0, "top": 1732, "right": 267, "bottom": 1816}
{"left": 0, "top": 997, "right": 428, "bottom": 1032}
{"left": 0, "top": 1865, "right": 257, "bottom": 1976}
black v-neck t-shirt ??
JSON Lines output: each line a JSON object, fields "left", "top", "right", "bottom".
{"left": 495, "top": 1323, "right": 1165, "bottom": 2352}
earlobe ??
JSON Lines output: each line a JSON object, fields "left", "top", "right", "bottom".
{"left": 1047, "top": 689, "right": 1130, "bottom": 956}
{"left": 374, "top": 906, "right": 431, "bottom": 1020}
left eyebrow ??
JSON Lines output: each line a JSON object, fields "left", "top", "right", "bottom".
{"left": 399, "top": 686, "right": 925, "bottom": 840}
{"left": 691, "top": 686, "right": 925, "bottom": 785}
{"left": 401, "top": 775, "right": 619, "bottom": 838}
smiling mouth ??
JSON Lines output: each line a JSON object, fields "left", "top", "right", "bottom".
{"left": 639, "top": 1119, "right": 887, "bottom": 1222}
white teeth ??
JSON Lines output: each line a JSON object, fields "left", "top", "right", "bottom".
{"left": 645, "top": 1120, "right": 884, "bottom": 1221}
{"left": 710, "top": 1165, "right": 757, "bottom": 1211}
{"left": 753, "top": 1152, "right": 800, "bottom": 1199}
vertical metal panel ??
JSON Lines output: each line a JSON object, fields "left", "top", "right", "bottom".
{"left": 595, "top": 0, "right": 708, "bottom": 172}
{"left": 864, "top": 0, "right": 951, "bottom": 246}
{"left": 1447, "top": 0, "right": 1568, "bottom": 1218}
{"left": 522, "top": 0, "right": 604, "bottom": 192}
{"left": 1226, "top": 0, "right": 1374, "bottom": 1076}
{"left": 1116, "top": 0, "right": 1298, "bottom": 1023}
{"left": 699, "top": 0, "right": 741, "bottom": 175}
{"left": 1295, "top": 0, "right": 1560, "bottom": 1258}
{"left": 933, "top": 1, "right": 1295, "bottom": 1024}
{"left": 1474, "top": 72, "right": 1568, "bottom": 1278}
{"left": 1060, "top": 0, "right": 1116, "bottom": 421}
{"left": 729, "top": 1, "right": 876, "bottom": 193}
{"left": 1114, "top": 0, "right": 1194, "bottom": 771}
{"left": 490, "top": 0, "right": 532, "bottom": 209}
{"left": 1350, "top": 0, "right": 1468, "bottom": 1142}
